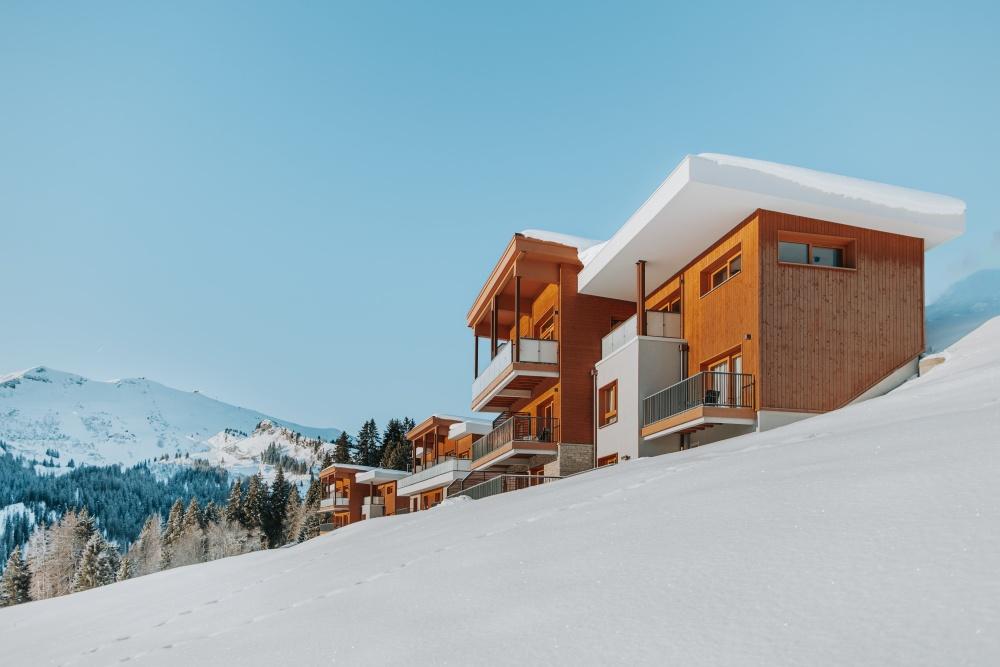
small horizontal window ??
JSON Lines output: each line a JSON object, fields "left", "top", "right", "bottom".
{"left": 778, "top": 241, "right": 809, "bottom": 264}
{"left": 812, "top": 246, "right": 844, "bottom": 267}
{"left": 778, "top": 234, "right": 855, "bottom": 269}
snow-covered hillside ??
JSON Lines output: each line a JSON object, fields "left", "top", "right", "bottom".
{"left": 3, "top": 322, "right": 1000, "bottom": 665}
{"left": 926, "top": 268, "right": 1000, "bottom": 352}
{"left": 0, "top": 366, "right": 340, "bottom": 477}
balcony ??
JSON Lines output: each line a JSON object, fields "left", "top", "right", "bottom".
{"left": 396, "top": 457, "right": 471, "bottom": 497}
{"left": 641, "top": 371, "right": 756, "bottom": 439}
{"left": 471, "top": 338, "right": 559, "bottom": 412}
{"left": 318, "top": 496, "right": 350, "bottom": 510}
{"left": 602, "top": 311, "right": 682, "bottom": 358}
{"left": 361, "top": 496, "right": 385, "bottom": 519}
{"left": 471, "top": 415, "right": 559, "bottom": 471}
{"left": 450, "top": 473, "right": 562, "bottom": 501}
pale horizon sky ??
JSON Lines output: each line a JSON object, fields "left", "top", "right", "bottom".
{"left": 2, "top": 1, "right": 998, "bottom": 433}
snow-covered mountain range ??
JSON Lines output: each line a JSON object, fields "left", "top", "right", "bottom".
{"left": 926, "top": 268, "right": 1000, "bottom": 352}
{"left": 0, "top": 366, "right": 341, "bottom": 480}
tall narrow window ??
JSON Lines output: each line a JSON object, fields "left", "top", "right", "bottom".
{"left": 598, "top": 381, "right": 618, "bottom": 427}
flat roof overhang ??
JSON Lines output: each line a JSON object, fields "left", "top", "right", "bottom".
{"left": 355, "top": 468, "right": 410, "bottom": 484}
{"left": 579, "top": 154, "right": 966, "bottom": 301}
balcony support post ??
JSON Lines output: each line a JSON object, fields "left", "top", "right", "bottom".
{"left": 473, "top": 333, "right": 479, "bottom": 380}
{"left": 491, "top": 295, "right": 499, "bottom": 358}
{"left": 514, "top": 275, "right": 521, "bottom": 363}
{"left": 636, "top": 260, "right": 647, "bottom": 337}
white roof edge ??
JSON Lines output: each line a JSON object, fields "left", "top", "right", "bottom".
{"left": 578, "top": 153, "right": 966, "bottom": 300}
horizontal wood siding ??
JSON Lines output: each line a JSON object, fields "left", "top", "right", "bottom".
{"left": 758, "top": 210, "right": 924, "bottom": 411}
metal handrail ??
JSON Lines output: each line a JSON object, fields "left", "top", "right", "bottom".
{"left": 450, "top": 473, "right": 563, "bottom": 501}
{"left": 642, "top": 371, "right": 754, "bottom": 427}
{"left": 319, "top": 496, "right": 350, "bottom": 508}
{"left": 472, "top": 415, "right": 560, "bottom": 463}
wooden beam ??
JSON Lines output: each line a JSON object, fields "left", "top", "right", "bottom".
{"left": 514, "top": 275, "right": 521, "bottom": 364}
{"left": 636, "top": 260, "right": 647, "bottom": 336}
{"left": 490, "top": 294, "right": 499, "bottom": 358}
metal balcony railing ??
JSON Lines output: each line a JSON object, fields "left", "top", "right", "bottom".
{"left": 472, "top": 415, "right": 560, "bottom": 463}
{"left": 450, "top": 473, "right": 562, "bottom": 501}
{"left": 642, "top": 371, "right": 754, "bottom": 427}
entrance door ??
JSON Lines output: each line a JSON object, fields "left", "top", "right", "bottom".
{"left": 708, "top": 359, "right": 729, "bottom": 405}
{"left": 537, "top": 400, "right": 555, "bottom": 442}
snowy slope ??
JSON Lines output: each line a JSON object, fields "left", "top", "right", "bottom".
{"left": 926, "top": 269, "right": 1000, "bottom": 352}
{"left": 0, "top": 366, "right": 340, "bottom": 473}
{"left": 3, "top": 321, "right": 1000, "bottom": 665}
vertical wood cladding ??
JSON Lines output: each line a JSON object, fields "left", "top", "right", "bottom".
{"left": 757, "top": 210, "right": 924, "bottom": 411}
{"left": 680, "top": 214, "right": 762, "bottom": 384}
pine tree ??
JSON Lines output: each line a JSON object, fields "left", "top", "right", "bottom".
{"left": 72, "top": 533, "right": 116, "bottom": 592}
{"left": 354, "top": 419, "right": 381, "bottom": 467}
{"left": 127, "top": 515, "right": 163, "bottom": 577}
{"left": 163, "top": 499, "right": 185, "bottom": 544}
{"left": 298, "top": 511, "right": 322, "bottom": 542}
{"left": 303, "top": 476, "right": 323, "bottom": 510}
{"left": 379, "top": 418, "right": 413, "bottom": 471}
{"left": 0, "top": 546, "right": 32, "bottom": 607}
{"left": 263, "top": 467, "right": 291, "bottom": 547}
{"left": 224, "top": 481, "right": 244, "bottom": 525}
{"left": 116, "top": 557, "right": 134, "bottom": 582}
{"left": 183, "top": 498, "right": 203, "bottom": 530}
{"left": 281, "top": 486, "right": 303, "bottom": 545}
{"left": 243, "top": 474, "right": 265, "bottom": 531}
{"left": 332, "top": 432, "right": 352, "bottom": 464}
{"left": 203, "top": 501, "right": 221, "bottom": 525}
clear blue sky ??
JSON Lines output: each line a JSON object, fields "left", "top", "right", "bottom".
{"left": 2, "top": 1, "right": 997, "bottom": 434}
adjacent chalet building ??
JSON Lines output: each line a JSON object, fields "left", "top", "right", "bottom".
{"left": 317, "top": 462, "right": 409, "bottom": 529}
{"left": 467, "top": 235, "right": 636, "bottom": 477}
{"left": 395, "top": 415, "right": 493, "bottom": 511}
{"left": 580, "top": 154, "right": 965, "bottom": 462}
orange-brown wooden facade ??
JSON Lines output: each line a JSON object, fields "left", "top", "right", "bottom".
{"left": 468, "top": 235, "right": 634, "bottom": 448}
{"left": 643, "top": 209, "right": 925, "bottom": 417}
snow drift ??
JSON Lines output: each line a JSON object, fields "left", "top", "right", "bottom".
{"left": 2, "top": 321, "right": 1000, "bottom": 665}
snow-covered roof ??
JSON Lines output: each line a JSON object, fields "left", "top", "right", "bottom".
{"left": 519, "top": 229, "right": 608, "bottom": 265}
{"left": 355, "top": 467, "right": 410, "bottom": 483}
{"left": 447, "top": 419, "right": 492, "bottom": 441}
{"left": 578, "top": 153, "right": 966, "bottom": 301}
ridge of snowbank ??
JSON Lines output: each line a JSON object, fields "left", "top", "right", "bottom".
{"left": 3, "top": 319, "right": 999, "bottom": 665}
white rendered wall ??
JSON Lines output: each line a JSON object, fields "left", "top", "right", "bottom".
{"left": 595, "top": 336, "right": 685, "bottom": 461}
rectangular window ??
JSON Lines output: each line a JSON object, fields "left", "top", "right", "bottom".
{"left": 778, "top": 241, "right": 809, "bottom": 264}
{"left": 811, "top": 246, "right": 844, "bottom": 267}
{"left": 700, "top": 244, "right": 742, "bottom": 296}
{"left": 597, "top": 454, "right": 619, "bottom": 467}
{"left": 711, "top": 266, "right": 728, "bottom": 289}
{"left": 598, "top": 381, "right": 618, "bottom": 427}
{"left": 779, "top": 233, "right": 855, "bottom": 269}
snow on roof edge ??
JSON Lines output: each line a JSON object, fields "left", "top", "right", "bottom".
{"left": 519, "top": 229, "right": 607, "bottom": 267}
{"left": 698, "top": 153, "right": 966, "bottom": 217}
